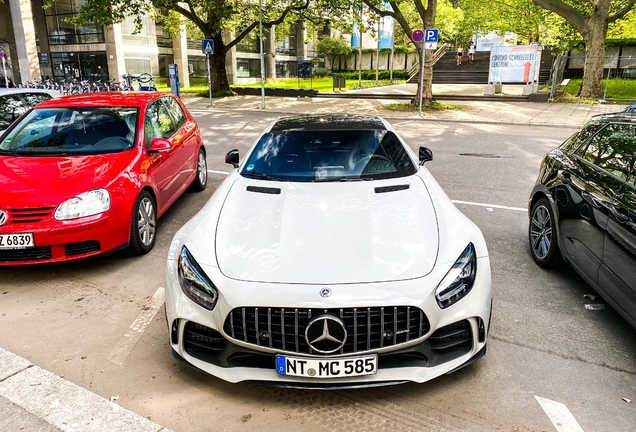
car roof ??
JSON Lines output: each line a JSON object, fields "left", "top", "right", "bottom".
{"left": 35, "top": 91, "right": 169, "bottom": 108}
{"left": 271, "top": 114, "right": 387, "bottom": 132}
{"left": 0, "top": 88, "right": 61, "bottom": 98}
{"left": 588, "top": 112, "right": 636, "bottom": 124}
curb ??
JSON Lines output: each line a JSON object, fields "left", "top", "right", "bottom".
{"left": 0, "top": 348, "right": 173, "bottom": 432}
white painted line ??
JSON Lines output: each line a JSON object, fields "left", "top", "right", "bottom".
{"left": 107, "top": 288, "right": 165, "bottom": 366}
{"left": 0, "top": 349, "right": 172, "bottom": 432}
{"left": 451, "top": 199, "right": 527, "bottom": 212}
{"left": 535, "top": 396, "right": 585, "bottom": 432}
{"left": 393, "top": 89, "right": 411, "bottom": 94}
{"left": 207, "top": 169, "right": 230, "bottom": 175}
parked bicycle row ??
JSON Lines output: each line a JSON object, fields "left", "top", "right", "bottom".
{"left": 13, "top": 73, "right": 157, "bottom": 94}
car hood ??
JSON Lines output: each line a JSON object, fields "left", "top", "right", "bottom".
{"left": 215, "top": 177, "right": 439, "bottom": 284}
{"left": 0, "top": 152, "right": 136, "bottom": 206}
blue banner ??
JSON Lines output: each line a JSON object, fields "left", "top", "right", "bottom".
{"left": 379, "top": 3, "right": 394, "bottom": 49}
{"left": 351, "top": 23, "right": 360, "bottom": 48}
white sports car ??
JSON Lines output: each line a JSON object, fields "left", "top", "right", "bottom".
{"left": 165, "top": 114, "right": 492, "bottom": 388}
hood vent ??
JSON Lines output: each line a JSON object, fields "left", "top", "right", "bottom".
{"left": 246, "top": 186, "right": 281, "bottom": 195}
{"left": 375, "top": 184, "right": 409, "bottom": 194}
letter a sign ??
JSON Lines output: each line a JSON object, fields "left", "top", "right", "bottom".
{"left": 202, "top": 39, "right": 214, "bottom": 55}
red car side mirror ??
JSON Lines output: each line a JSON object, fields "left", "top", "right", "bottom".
{"left": 149, "top": 137, "right": 172, "bottom": 153}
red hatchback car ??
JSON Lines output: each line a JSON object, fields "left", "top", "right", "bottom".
{"left": 0, "top": 92, "right": 207, "bottom": 265}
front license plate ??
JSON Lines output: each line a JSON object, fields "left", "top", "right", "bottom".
{"left": 0, "top": 233, "right": 34, "bottom": 249}
{"left": 276, "top": 354, "right": 377, "bottom": 378}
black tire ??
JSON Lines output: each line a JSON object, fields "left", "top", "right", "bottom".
{"left": 128, "top": 190, "right": 157, "bottom": 255}
{"left": 529, "top": 197, "right": 564, "bottom": 268}
{"left": 189, "top": 148, "right": 207, "bottom": 192}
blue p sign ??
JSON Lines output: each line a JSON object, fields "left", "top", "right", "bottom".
{"left": 425, "top": 29, "right": 438, "bottom": 43}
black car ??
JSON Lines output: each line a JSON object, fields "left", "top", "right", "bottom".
{"left": 528, "top": 112, "right": 636, "bottom": 328}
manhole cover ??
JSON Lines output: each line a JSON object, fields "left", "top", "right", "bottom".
{"left": 459, "top": 153, "right": 501, "bottom": 158}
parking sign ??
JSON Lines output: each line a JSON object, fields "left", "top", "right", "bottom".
{"left": 425, "top": 29, "right": 438, "bottom": 43}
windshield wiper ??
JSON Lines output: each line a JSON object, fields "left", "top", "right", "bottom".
{"left": 313, "top": 176, "right": 373, "bottom": 182}
{"left": 242, "top": 172, "right": 289, "bottom": 182}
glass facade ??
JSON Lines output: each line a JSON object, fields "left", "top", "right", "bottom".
{"left": 51, "top": 52, "right": 108, "bottom": 81}
{"left": 275, "top": 26, "right": 297, "bottom": 56}
{"left": 237, "top": 34, "right": 259, "bottom": 53}
{"left": 236, "top": 58, "right": 260, "bottom": 78}
{"left": 44, "top": 0, "right": 104, "bottom": 45}
{"left": 276, "top": 61, "right": 297, "bottom": 78}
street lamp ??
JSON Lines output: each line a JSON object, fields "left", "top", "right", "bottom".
{"left": 259, "top": 0, "right": 266, "bottom": 109}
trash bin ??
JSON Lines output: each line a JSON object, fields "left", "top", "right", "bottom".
{"left": 333, "top": 75, "right": 345, "bottom": 90}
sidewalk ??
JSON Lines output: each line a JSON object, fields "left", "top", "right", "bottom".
{"left": 184, "top": 83, "right": 628, "bottom": 129}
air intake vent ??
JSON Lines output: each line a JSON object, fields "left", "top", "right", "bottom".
{"left": 375, "top": 185, "right": 409, "bottom": 194}
{"left": 246, "top": 186, "right": 281, "bottom": 195}
{"left": 65, "top": 241, "right": 100, "bottom": 256}
{"left": 429, "top": 320, "right": 472, "bottom": 351}
{"left": 184, "top": 322, "right": 227, "bottom": 354}
{"left": 0, "top": 246, "right": 52, "bottom": 262}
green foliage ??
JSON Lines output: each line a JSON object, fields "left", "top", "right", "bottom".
{"left": 315, "top": 35, "right": 352, "bottom": 71}
{"left": 385, "top": 100, "right": 459, "bottom": 111}
{"left": 561, "top": 78, "right": 636, "bottom": 101}
{"left": 232, "top": 77, "right": 405, "bottom": 92}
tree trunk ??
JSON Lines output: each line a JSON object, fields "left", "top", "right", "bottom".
{"left": 210, "top": 34, "right": 230, "bottom": 93}
{"left": 580, "top": 17, "right": 608, "bottom": 99}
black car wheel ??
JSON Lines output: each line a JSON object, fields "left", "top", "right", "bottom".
{"left": 129, "top": 190, "right": 156, "bottom": 255}
{"left": 189, "top": 148, "right": 207, "bottom": 192}
{"left": 529, "top": 197, "right": 564, "bottom": 268}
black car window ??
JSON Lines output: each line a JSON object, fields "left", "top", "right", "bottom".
{"left": 162, "top": 96, "right": 186, "bottom": 129}
{"left": 144, "top": 100, "right": 177, "bottom": 147}
{"left": 560, "top": 122, "right": 604, "bottom": 153}
{"left": 577, "top": 123, "right": 636, "bottom": 180}
{"left": 0, "top": 95, "right": 27, "bottom": 130}
{"left": 23, "top": 93, "right": 53, "bottom": 107}
{"left": 240, "top": 129, "right": 417, "bottom": 182}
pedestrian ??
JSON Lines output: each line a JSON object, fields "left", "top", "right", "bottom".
{"left": 457, "top": 45, "right": 463, "bottom": 65}
{"left": 468, "top": 42, "right": 475, "bottom": 63}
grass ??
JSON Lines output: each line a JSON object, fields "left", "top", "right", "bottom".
{"left": 385, "top": 100, "right": 460, "bottom": 112}
{"left": 560, "top": 78, "right": 636, "bottom": 102}
{"left": 234, "top": 77, "right": 406, "bottom": 93}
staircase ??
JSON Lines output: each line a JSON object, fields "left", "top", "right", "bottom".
{"left": 409, "top": 50, "right": 490, "bottom": 84}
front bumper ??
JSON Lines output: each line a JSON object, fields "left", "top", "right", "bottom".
{"left": 165, "top": 256, "right": 492, "bottom": 386}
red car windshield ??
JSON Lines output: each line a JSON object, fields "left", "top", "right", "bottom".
{"left": 0, "top": 107, "right": 138, "bottom": 156}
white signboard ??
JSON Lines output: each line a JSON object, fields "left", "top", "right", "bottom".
{"left": 488, "top": 45, "right": 541, "bottom": 84}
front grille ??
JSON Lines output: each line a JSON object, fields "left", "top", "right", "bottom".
{"left": 8, "top": 207, "right": 56, "bottom": 224}
{"left": 429, "top": 320, "right": 472, "bottom": 352}
{"left": 0, "top": 246, "right": 52, "bottom": 262}
{"left": 223, "top": 306, "right": 430, "bottom": 356}
{"left": 65, "top": 241, "right": 100, "bottom": 256}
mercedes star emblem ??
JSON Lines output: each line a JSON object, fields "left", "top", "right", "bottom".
{"left": 0, "top": 210, "right": 7, "bottom": 227}
{"left": 319, "top": 287, "right": 331, "bottom": 298}
{"left": 305, "top": 314, "right": 347, "bottom": 354}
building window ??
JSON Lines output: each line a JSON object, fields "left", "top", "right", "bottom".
{"left": 44, "top": 0, "right": 104, "bottom": 45}
{"left": 237, "top": 58, "right": 260, "bottom": 78}
{"left": 51, "top": 52, "right": 108, "bottom": 81}
{"left": 124, "top": 56, "right": 152, "bottom": 75}
{"left": 275, "top": 26, "right": 297, "bottom": 56}
{"left": 237, "top": 34, "right": 259, "bottom": 53}
{"left": 276, "top": 60, "right": 297, "bottom": 78}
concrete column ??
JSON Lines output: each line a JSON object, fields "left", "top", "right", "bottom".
{"left": 224, "top": 30, "right": 237, "bottom": 85}
{"left": 264, "top": 25, "right": 275, "bottom": 79}
{"left": 172, "top": 25, "right": 190, "bottom": 88}
{"left": 296, "top": 23, "right": 306, "bottom": 60}
{"left": 104, "top": 24, "right": 126, "bottom": 81}
{"left": 8, "top": 0, "right": 40, "bottom": 82}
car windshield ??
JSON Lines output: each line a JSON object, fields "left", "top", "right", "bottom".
{"left": 0, "top": 107, "right": 138, "bottom": 156}
{"left": 241, "top": 129, "right": 417, "bottom": 182}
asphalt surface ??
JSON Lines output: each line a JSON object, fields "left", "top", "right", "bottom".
{"left": 1, "top": 92, "right": 635, "bottom": 431}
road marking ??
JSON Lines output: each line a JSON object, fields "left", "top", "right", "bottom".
{"left": 107, "top": 288, "right": 165, "bottom": 366}
{"left": 451, "top": 199, "right": 526, "bottom": 212}
{"left": 535, "top": 396, "right": 585, "bottom": 432}
{"left": 204, "top": 170, "right": 526, "bottom": 213}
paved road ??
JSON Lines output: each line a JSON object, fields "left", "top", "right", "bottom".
{"left": 1, "top": 111, "right": 635, "bottom": 432}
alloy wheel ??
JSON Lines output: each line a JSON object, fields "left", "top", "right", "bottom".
{"left": 137, "top": 197, "right": 156, "bottom": 246}
{"left": 530, "top": 205, "right": 552, "bottom": 259}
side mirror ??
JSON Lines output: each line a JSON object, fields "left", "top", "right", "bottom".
{"left": 148, "top": 137, "right": 172, "bottom": 153}
{"left": 419, "top": 146, "right": 433, "bottom": 165}
{"left": 225, "top": 149, "right": 239, "bottom": 168}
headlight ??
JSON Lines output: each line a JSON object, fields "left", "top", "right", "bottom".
{"left": 178, "top": 246, "right": 218, "bottom": 310}
{"left": 435, "top": 243, "right": 477, "bottom": 309}
{"left": 54, "top": 189, "right": 110, "bottom": 220}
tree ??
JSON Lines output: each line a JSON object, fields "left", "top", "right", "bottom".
{"left": 315, "top": 35, "right": 352, "bottom": 71}
{"left": 71, "top": 0, "right": 311, "bottom": 92}
{"left": 530, "top": 0, "right": 635, "bottom": 98}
